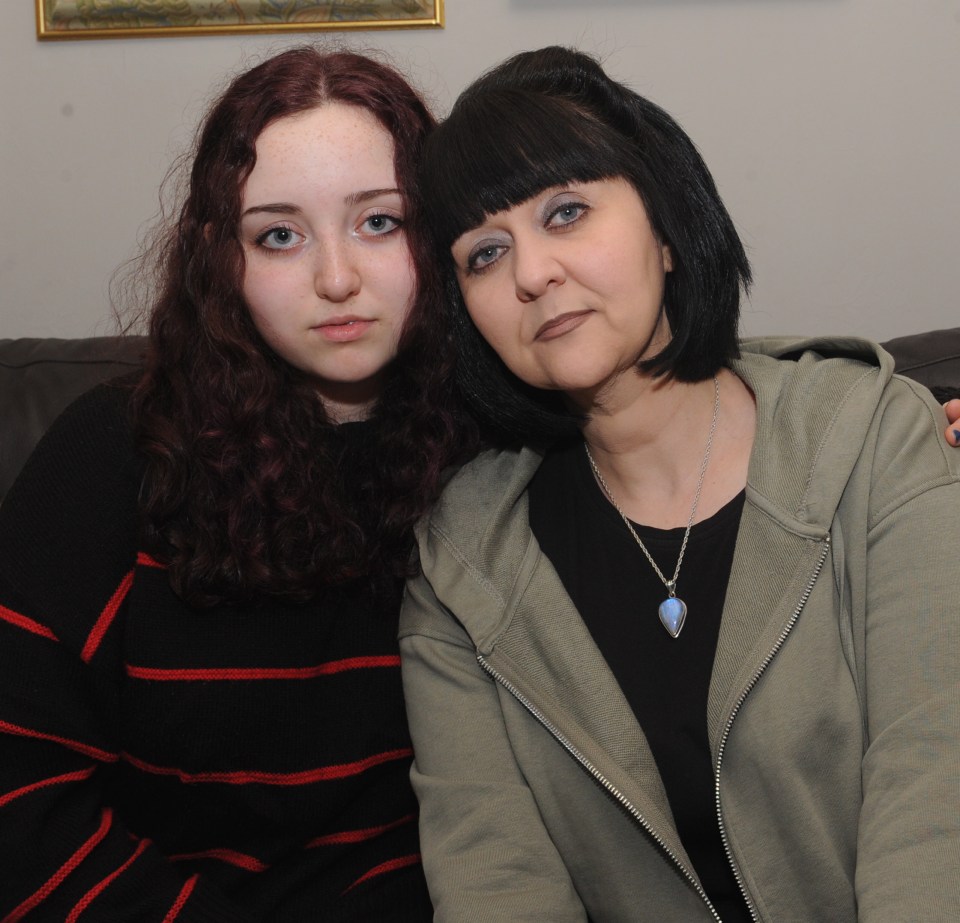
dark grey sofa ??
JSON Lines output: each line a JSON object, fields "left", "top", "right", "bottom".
{"left": 2, "top": 329, "right": 959, "bottom": 505}
{"left": 1, "top": 336, "right": 146, "bottom": 503}
{"left": 880, "top": 327, "right": 960, "bottom": 401}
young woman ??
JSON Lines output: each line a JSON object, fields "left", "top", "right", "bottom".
{"left": 0, "top": 48, "right": 476, "bottom": 921}
{"left": 400, "top": 46, "right": 960, "bottom": 921}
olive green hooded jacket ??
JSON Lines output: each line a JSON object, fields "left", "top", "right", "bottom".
{"left": 399, "top": 338, "right": 960, "bottom": 922}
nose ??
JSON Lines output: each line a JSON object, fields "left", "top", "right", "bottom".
{"left": 513, "top": 237, "right": 565, "bottom": 303}
{"left": 313, "top": 240, "right": 361, "bottom": 303}
{"left": 513, "top": 237, "right": 567, "bottom": 303}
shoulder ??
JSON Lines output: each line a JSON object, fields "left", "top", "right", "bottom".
{"left": 861, "top": 372, "right": 960, "bottom": 524}
{"left": 420, "top": 445, "right": 541, "bottom": 547}
{"left": 26, "top": 376, "right": 136, "bottom": 454}
{"left": 408, "top": 445, "right": 544, "bottom": 642}
{"left": 734, "top": 337, "right": 957, "bottom": 526}
{"left": 3, "top": 379, "right": 139, "bottom": 510}
{"left": 0, "top": 381, "right": 142, "bottom": 619}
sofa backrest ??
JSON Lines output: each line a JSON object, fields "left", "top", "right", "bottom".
{"left": 0, "top": 336, "right": 146, "bottom": 504}
{"left": 1, "top": 328, "right": 958, "bottom": 507}
{"left": 881, "top": 326, "right": 960, "bottom": 403}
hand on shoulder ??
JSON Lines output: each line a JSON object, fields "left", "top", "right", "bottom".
{"left": 945, "top": 399, "right": 960, "bottom": 446}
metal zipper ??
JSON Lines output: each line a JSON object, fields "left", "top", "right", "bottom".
{"left": 713, "top": 535, "right": 832, "bottom": 923}
{"left": 477, "top": 653, "right": 722, "bottom": 922}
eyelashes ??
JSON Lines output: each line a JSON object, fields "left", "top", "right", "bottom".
{"left": 255, "top": 225, "right": 304, "bottom": 251}
{"left": 544, "top": 200, "right": 588, "bottom": 228}
{"left": 466, "top": 242, "right": 507, "bottom": 274}
{"left": 361, "top": 213, "right": 403, "bottom": 236}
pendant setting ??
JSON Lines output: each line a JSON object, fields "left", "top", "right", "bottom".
{"left": 658, "top": 596, "right": 687, "bottom": 638}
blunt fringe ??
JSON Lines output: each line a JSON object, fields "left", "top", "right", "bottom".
{"left": 128, "top": 46, "right": 478, "bottom": 606}
{"left": 421, "top": 45, "right": 752, "bottom": 445}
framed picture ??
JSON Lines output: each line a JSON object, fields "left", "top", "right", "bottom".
{"left": 36, "top": 0, "right": 443, "bottom": 40}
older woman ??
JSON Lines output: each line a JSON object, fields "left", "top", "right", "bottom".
{"left": 400, "top": 46, "right": 960, "bottom": 921}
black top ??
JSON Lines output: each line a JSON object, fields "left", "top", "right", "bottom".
{"left": 0, "top": 383, "right": 430, "bottom": 922}
{"left": 529, "top": 439, "right": 751, "bottom": 923}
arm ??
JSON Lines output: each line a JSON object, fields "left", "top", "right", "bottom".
{"left": 400, "top": 573, "right": 586, "bottom": 923}
{"left": 853, "top": 384, "right": 960, "bottom": 919}
{"left": 0, "top": 386, "right": 252, "bottom": 922}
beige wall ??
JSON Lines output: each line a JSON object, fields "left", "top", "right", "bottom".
{"left": 3, "top": 0, "right": 958, "bottom": 340}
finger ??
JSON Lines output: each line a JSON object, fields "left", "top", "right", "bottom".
{"left": 944, "top": 399, "right": 960, "bottom": 446}
{"left": 944, "top": 398, "right": 960, "bottom": 424}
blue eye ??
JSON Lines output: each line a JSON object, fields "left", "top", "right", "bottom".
{"left": 546, "top": 201, "right": 588, "bottom": 228}
{"left": 362, "top": 213, "right": 402, "bottom": 236}
{"left": 256, "top": 226, "right": 304, "bottom": 251}
{"left": 467, "top": 243, "right": 506, "bottom": 273}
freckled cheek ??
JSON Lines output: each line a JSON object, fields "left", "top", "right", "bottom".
{"left": 243, "top": 263, "right": 312, "bottom": 314}
{"left": 242, "top": 261, "right": 276, "bottom": 304}
{"left": 241, "top": 277, "right": 267, "bottom": 322}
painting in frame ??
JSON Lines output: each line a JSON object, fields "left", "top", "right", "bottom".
{"left": 36, "top": 0, "right": 443, "bottom": 40}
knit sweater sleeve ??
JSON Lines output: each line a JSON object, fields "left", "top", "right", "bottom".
{"left": 0, "top": 383, "right": 253, "bottom": 923}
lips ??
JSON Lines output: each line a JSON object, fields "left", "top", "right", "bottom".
{"left": 534, "top": 310, "right": 592, "bottom": 342}
{"left": 313, "top": 317, "right": 375, "bottom": 342}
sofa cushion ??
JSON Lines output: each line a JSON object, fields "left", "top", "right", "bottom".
{"left": 0, "top": 336, "right": 145, "bottom": 503}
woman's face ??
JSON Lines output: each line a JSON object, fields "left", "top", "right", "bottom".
{"left": 240, "top": 103, "right": 416, "bottom": 422}
{"left": 450, "top": 177, "right": 672, "bottom": 405}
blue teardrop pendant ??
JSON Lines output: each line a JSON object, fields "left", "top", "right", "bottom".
{"left": 658, "top": 596, "right": 687, "bottom": 638}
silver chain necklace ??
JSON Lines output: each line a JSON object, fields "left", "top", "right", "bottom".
{"left": 584, "top": 376, "right": 720, "bottom": 639}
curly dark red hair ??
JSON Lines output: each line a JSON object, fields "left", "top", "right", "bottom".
{"left": 131, "top": 46, "right": 477, "bottom": 606}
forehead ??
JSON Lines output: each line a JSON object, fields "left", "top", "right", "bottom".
{"left": 244, "top": 103, "right": 397, "bottom": 202}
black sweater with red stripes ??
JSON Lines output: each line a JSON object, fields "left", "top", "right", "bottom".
{"left": 0, "top": 384, "right": 432, "bottom": 922}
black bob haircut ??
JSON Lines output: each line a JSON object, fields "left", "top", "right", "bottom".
{"left": 420, "top": 46, "right": 752, "bottom": 445}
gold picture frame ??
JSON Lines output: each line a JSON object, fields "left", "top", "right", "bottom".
{"left": 36, "top": 0, "right": 443, "bottom": 40}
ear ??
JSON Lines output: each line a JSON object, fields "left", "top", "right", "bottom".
{"left": 661, "top": 243, "right": 673, "bottom": 273}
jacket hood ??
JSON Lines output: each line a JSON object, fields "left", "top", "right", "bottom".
{"left": 734, "top": 335, "right": 895, "bottom": 530}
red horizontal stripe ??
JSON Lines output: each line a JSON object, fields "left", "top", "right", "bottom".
{"left": 169, "top": 847, "right": 267, "bottom": 872}
{"left": 342, "top": 853, "right": 421, "bottom": 895}
{"left": 0, "top": 767, "right": 96, "bottom": 809}
{"left": 136, "top": 552, "right": 166, "bottom": 569}
{"left": 65, "top": 837, "right": 150, "bottom": 923}
{"left": 307, "top": 813, "right": 416, "bottom": 848}
{"left": 122, "top": 747, "right": 412, "bottom": 786}
{"left": 125, "top": 655, "right": 400, "bottom": 682}
{"left": 0, "top": 604, "right": 58, "bottom": 642}
{"left": 0, "top": 720, "right": 117, "bottom": 763}
{"left": 81, "top": 570, "right": 134, "bottom": 664}
{"left": 1, "top": 808, "right": 113, "bottom": 923}
{"left": 162, "top": 875, "right": 198, "bottom": 923}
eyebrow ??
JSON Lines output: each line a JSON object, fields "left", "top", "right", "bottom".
{"left": 241, "top": 203, "right": 301, "bottom": 218}
{"left": 241, "top": 188, "right": 402, "bottom": 219}
{"left": 345, "top": 187, "right": 402, "bottom": 206}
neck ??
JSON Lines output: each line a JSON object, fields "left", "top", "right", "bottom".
{"left": 581, "top": 370, "right": 747, "bottom": 528}
{"left": 315, "top": 374, "right": 384, "bottom": 424}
